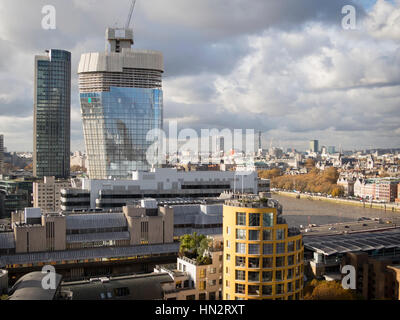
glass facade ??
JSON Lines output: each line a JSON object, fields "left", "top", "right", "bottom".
{"left": 80, "top": 86, "right": 163, "bottom": 179}
{"left": 34, "top": 49, "right": 71, "bottom": 178}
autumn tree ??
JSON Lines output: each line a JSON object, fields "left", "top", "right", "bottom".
{"left": 304, "top": 280, "right": 359, "bottom": 300}
{"left": 305, "top": 158, "right": 316, "bottom": 168}
{"left": 258, "top": 168, "right": 282, "bottom": 179}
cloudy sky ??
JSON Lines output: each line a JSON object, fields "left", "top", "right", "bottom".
{"left": 0, "top": 0, "right": 399, "bottom": 152}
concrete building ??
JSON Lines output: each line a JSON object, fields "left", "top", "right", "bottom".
{"left": 354, "top": 178, "right": 400, "bottom": 202}
{"left": 0, "top": 200, "right": 226, "bottom": 283}
{"left": 70, "top": 151, "right": 87, "bottom": 171}
{"left": 60, "top": 168, "right": 258, "bottom": 211}
{"left": 78, "top": 28, "right": 164, "bottom": 179}
{"left": 223, "top": 194, "right": 304, "bottom": 300}
{"left": 337, "top": 177, "right": 355, "bottom": 196}
{"left": 33, "top": 176, "right": 71, "bottom": 213}
{"left": 6, "top": 236, "right": 224, "bottom": 300}
{"left": 173, "top": 236, "right": 223, "bottom": 300}
{"left": 304, "top": 229, "right": 400, "bottom": 285}
{"left": 34, "top": 50, "right": 71, "bottom": 179}
{"left": 341, "top": 252, "right": 400, "bottom": 300}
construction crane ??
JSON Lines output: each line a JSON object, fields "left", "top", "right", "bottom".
{"left": 125, "top": 0, "right": 137, "bottom": 29}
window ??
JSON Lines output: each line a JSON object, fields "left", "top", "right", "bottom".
{"left": 226, "top": 240, "right": 230, "bottom": 248}
{"left": 275, "top": 257, "right": 285, "bottom": 267}
{"left": 236, "top": 212, "right": 246, "bottom": 226}
{"left": 235, "top": 284, "right": 245, "bottom": 294}
{"left": 262, "top": 285, "right": 272, "bottom": 296}
{"left": 249, "top": 230, "right": 259, "bottom": 241}
{"left": 263, "top": 257, "right": 273, "bottom": 268}
{"left": 276, "top": 283, "right": 284, "bottom": 294}
{"left": 263, "top": 243, "right": 274, "bottom": 255}
{"left": 248, "top": 244, "right": 259, "bottom": 255}
{"left": 276, "top": 229, "right": 285, "bottom": 240}
{"left": 226, "top": 254, "right": 231, "bottom": 261}
{"left": 199, "top": 293, "right": 206, "bottom": 300}
{"left": 248, "top": 257, "right": 260, "bottom": 268}
{"left": 249, "top": 213, "right": 260, "bottom": 226}
{"left": 287, "top": 282, "right": 293, "bottom": 293}
{"left": 199, "top": 281, "right": 206, "bottom": 290}
{"left": 236, "top": 229, "right": 246, "bottom": 240}
{"left": 262, "top": 271, "right": 272, "bottom": 282}
{"left": 263, "top": 229, "right": 272, "bottom": 241}
{"left": 209, "top": 292, "right": 216, "bottom": 300}
{"left": 236, "top": 256, "right": 246, "bottom": 267}
{"left": 114, "top": 287, "right": 130, "bottom": 297}
{"left": 236, "top": 243, "right": 246, "bottom": 254}
{"left": 275, "top": 270, "right": 283, "bottom": 281}
{"left": 263, "top": 213, "right": 273, "bottom": 227}
{"left": 200, "top": 269, "right": 206, "bottom": 278}
{"left": 186, "top": 295, "right": 195, "bottom": 300}
{"left": 288, "top": 255, "right": 294, "bottom": 265}
{"left": 288, "top": 241, "right": 295, "bottom": 252}
{"left": 248, "top": 271, "right": 259, "bottom": 282}
{"left": 276, "top": 243, "right": 285, "bottom": 254}
{"left": 236, "top": 270, "right": 246, "bottom": 281}
{"left": 226, "top": 227, "right": 230, "bottom": 235}
{"left": 287, "top": 268, "right": 293, "bottom": 280}
{"left": 248, "top": 285, "right": 259, "bottom": 295}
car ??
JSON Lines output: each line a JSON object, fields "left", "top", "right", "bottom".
{"left": 344, "top": 225, "right": 350, "bottom": 228}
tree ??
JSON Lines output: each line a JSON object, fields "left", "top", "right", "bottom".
{"left": 179, "top": 232, "right": 211, "bottom": 263}
{"left": 305, "top": 158, "right": 316, "bottom": 168}
{"left": 258, "top": 168, "right": 282, "bottom": 179}
{"left": 304, "top": 280, "right": 358, "bottom": 300}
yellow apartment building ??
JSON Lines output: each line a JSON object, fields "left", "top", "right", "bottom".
{"left": 223, "top": 194, "right": 304, "bottom": 300}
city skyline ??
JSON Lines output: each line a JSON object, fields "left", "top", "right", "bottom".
{"left": 0, "top": 0, "right": 399, "bottom": 152}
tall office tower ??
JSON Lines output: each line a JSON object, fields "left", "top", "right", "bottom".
{"left": 0, "top": 134, "right": 3, "bottom": 175}
{"left": 328, "top": 146, "right": 336, "bottom": 154}
{"left": 309, "top": 140, "right": 319, "bottom": 153}
{"left": 223, "top": 195, "right": 304, "bottom": 300}
{"left": 34, "top": 49, "right": 71, "bottom": 179}
{"left": 78, "top": 28, "right": 164, "bottom": 179}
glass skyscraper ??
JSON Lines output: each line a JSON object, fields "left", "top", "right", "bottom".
{"left": 34, "top": 49, "right": 71, "bottom": 179}
{"left": 78, "top": 28, "right": 164, "bottom": 179}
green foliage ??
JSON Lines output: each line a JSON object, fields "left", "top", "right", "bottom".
{"left": 304, "top": 280, "right": 358, "bottom": 300}
{"left": 179, "top": 232, "right": 211, "bottom": 262}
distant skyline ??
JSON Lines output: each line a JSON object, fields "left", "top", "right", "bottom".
{"left": 0, "top": 0, "right": 399, "bottom": 152}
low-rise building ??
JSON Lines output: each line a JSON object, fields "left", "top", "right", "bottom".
{"left": 33, "top": 176, "right": 71, "bottom": 213}
{"left": 60, "top": 168, "right": 259, "bottom": 211}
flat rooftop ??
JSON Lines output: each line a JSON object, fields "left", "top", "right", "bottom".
{"left": 304, "top": 228, "right": 400, "bottom": 256}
